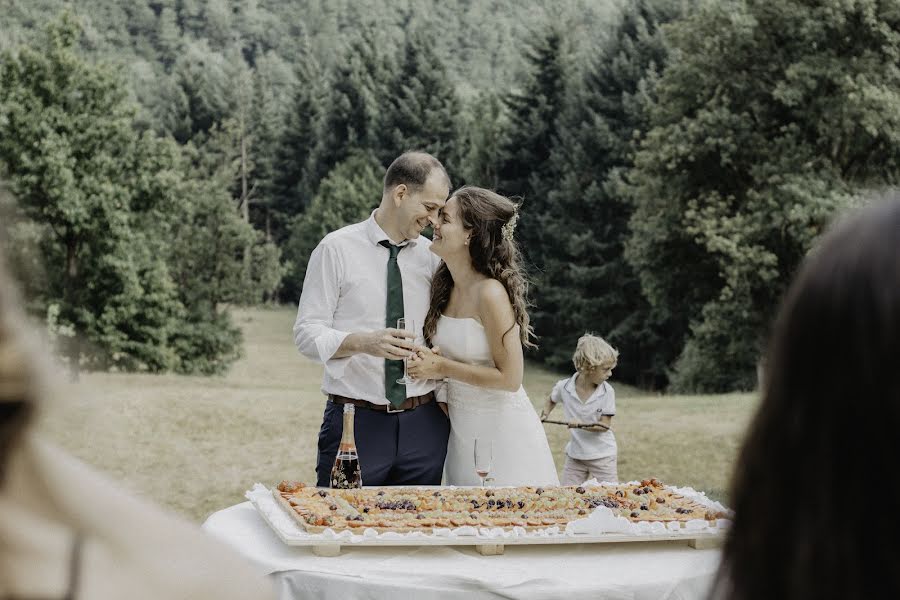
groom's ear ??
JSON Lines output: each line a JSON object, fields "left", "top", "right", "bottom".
{"left": 392, "top": 184, "right": 408, "bottom": 207}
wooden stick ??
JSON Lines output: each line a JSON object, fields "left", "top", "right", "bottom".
{"left": 541, "top": 419, "right": 611, "bottom": 432}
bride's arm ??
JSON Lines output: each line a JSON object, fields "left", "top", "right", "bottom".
{"left": 408, "top": 280, "right": 523, "bottom": 392}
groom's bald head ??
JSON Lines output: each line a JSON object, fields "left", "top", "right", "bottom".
{"left": 383, "top": 151, "right": 451, "bottom": 193}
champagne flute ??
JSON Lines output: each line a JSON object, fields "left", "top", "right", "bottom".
{"left": 396, "top": 317, "right": 416, "bottom": 384}
{"left": 474, "top": 438, "right": 492, "bottom": 487}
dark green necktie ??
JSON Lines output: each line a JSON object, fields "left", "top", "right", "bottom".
{"left": 379, "top": 241, "right": 406, "bottom": 407}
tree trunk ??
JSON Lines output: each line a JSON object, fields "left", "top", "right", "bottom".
{"left": 240, "top": 109, "right": 253, "bottom": 299}
{"left": 240, "top": 116, "right": 250, "bottom": 223}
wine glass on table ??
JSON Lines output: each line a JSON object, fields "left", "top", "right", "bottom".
{"left": 474, "top": 438, "right": 492, "bottom": 487}
{"left": 396, "top": 317, "right": 416, "bottom": 385}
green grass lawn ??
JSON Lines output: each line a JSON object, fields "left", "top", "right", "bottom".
{"left": 36, "top": 306, "right": 760, "bottom": 522}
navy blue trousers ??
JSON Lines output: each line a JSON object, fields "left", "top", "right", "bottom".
{"left": 316, "top": 399, "right": 450, "bottom": 487}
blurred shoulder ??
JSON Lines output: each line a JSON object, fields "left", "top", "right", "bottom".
{"left": 22, "top": 436, "right": 276, "bottom": 600}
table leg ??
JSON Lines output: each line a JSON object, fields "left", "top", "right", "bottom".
{"left": 312, "top": 544, "right": 342, "bottom": 557}
{"left": 475, "top": 544, "right": 505, "bottom": 556}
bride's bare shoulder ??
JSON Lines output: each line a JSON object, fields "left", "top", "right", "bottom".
{"left": 475, "top": 278, "right": 508, "bottom": 301}
{"left": 476, "top": 279, "right": 514, "bottom": 321}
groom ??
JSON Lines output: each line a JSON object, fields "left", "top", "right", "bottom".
{"left": 293, "top": 151, "right": 452, "bottom": 487}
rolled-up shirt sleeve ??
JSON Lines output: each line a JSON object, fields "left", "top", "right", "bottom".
{"left": 603, "top": 384, "right": 616, "bottom": 416}
{"left": 293, "top": 241, "right": 351, "bottom": 376}
{"left": 550, "top": 380, "right": 563, "bottom": 404}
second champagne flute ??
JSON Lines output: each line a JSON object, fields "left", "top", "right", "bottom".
{"left": 396, "top": 317, "right": 415, "bottom": 384}
{"left": 474, "top": 438, "right": 492, "bottom": 487}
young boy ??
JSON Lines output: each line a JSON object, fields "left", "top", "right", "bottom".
{"left": 541, "top": 333, "right": 619, "bottom": 485}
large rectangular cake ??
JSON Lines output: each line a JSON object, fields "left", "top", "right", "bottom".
{"left": 275, "top": 479, "right": 728, "bottom": 533}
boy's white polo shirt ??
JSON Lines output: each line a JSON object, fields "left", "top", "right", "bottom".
{"left": 550, "top": 374, "right": 617, "bottom": 460}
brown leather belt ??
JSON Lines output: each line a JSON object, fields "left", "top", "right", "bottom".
{"left": 328, "top": 391, "right": 435, "bottom": 413}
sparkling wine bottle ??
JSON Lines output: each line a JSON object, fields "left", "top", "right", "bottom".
{"left": 330, "top": 404, "right": 362, "bottom": 489}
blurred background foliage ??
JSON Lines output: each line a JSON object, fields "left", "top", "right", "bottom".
{"left": 1, "top": 0, "right": 898, "bottom": 390}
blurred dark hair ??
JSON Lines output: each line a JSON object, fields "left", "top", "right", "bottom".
{"left": 424, "top": 186, "right": 535, "bottom": 348}
{"left": 383, "top": 151, "right": 450, "bottom": 192}
{"left": 711, "top": 197, "right": 900, "bottom": 599}
{"left": 0, "top": 251, "right": 38, "bottom": 487}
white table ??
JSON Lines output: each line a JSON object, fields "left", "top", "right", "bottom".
{"left": 203, "top": 502, "right": 722, "bottom": 600}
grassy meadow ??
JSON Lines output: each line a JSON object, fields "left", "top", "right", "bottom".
{"left": 37, "top": 307, "right": 759, "bottom": 522}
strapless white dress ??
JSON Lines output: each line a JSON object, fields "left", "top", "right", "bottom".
{"left": 434, "top": 316, "right": 560, "bottom": 487}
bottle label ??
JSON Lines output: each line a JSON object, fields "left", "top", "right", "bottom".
{"left": 331, "top": 454, "right": 362, "bottom": 488}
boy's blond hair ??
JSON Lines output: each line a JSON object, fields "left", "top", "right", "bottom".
{"left": 572, "top": 333, "right": 619, "bottom": 372}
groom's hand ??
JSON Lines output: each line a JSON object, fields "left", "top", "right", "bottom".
{"left": 349, "top": 329, "right": 417, "bottom": 359}
{"left": 407, "top": 346, "right": 444, "bottom": 380}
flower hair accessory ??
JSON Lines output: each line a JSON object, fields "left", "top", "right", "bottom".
{"left": 501, "top": 209, "right": 519, "bottom": 242}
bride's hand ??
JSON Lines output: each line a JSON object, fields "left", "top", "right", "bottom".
{"left": 406, "top": 346, "right": 444, "bottom": 380}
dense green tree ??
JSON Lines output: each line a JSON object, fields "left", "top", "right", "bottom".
{"left": 178, "top": 0, "right": 206, "bottom": 36}
{"left": 533, "top": 0, "right": 682, "bottom": 387}
{"left": 171, "top": 39, "right": 235, "bottom": 141}
{"left": 281, "top": 151, "right": 383, "bottom": 301}
{"left": 0, "top": 14, "right": 249, "bottom": 374}
{"left": 247, "top": 56, "right": 293, "bottom": 238}
{"left": 137, "top": 67, "right": 192, "bottom": 138}
{"left": 235, "top": 0, "right": 271, "bottom": 62}
{"left": 124, "top": 3, "right": 158, "bottom": 56}
{"left": 305, "top": 29, "right": 395, "bottom": 191}
{"left": 494, "top": 26, "right": 568, "bottom": 286}
{"left": 496, "top": 27, "right": 567, "bottom": 201}
{"left": 269, "top": 53, "right": 321, "bottom": 242}
{"left": 157, "top": 5, "right": 181, "bottom": 68}
{"left": 189, "top": 118, "right": 286, "bottom": 304}
{"left": 626, "top": 0, "right": 900, "bottom": 391}
{"left": 0, "top": 15, "right": 184, "bottom": 372}
{"left": 377, "top": 31, "right": 462, "bottom": 168}
{"left": 204, "top": 0, "right": 234, "bottom": 48}
{"left": 2, "top": 0, "right": 620, "bottom": 108}
{"left": 459, "top": 91, "right": 505, "bottom": 189}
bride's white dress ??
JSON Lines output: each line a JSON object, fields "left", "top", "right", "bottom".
{"left": 434, "top": 316, "right": 560, "bottom": 487}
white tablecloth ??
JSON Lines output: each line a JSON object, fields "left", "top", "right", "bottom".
{"left": 203, "top": 502, "right": 722, "bottom": 600}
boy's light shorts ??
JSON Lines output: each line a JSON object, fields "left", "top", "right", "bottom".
{"left": 561, "top": 455, "right": 618, "bottom": 486}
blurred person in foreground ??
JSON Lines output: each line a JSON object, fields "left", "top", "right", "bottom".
{"left": 710, "top": 197, "right": 900, "bottom": 600}
{"left": 0, "top": 253, "right": 274, "bottom": 598}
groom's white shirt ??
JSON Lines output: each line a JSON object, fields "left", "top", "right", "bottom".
{"left": 293, "top": 210, "right": 442, "bottom": 404}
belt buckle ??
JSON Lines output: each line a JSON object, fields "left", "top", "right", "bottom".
{"left": 386, "top": 402, "right": 406, "bottom": 414}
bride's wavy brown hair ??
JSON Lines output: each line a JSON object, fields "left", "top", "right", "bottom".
{"left": 424, "top": 186, "right": 536, "bottom": 349}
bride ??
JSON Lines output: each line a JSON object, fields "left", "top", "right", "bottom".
{"left": 407, "top": 186, "right": 559, "bottom": 487}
